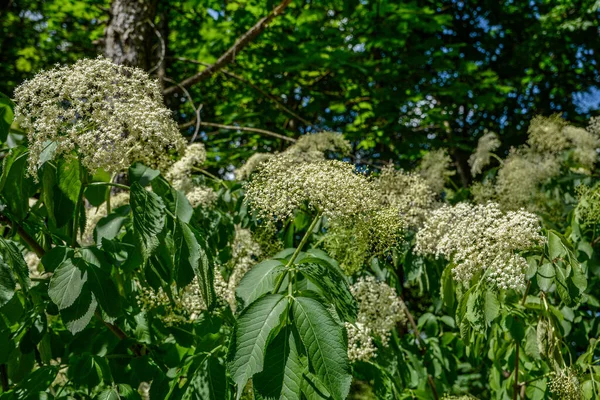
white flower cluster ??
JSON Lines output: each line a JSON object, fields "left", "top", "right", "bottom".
{"left": 494, "top": 149, "right": 560, "bottom": 210}
{"left": 245, "top": 153, "right": 379, "bottom": 223}
{"left": 469, "top": 131, "right": 501, "bottom": 176}
{"left": 80, "top": 192, "right": 130, "bottom": 245}
{"left": 548, "top": 368, "right": 581, "bottom": 400}
{"left": 165, "top": 143, "right": 206, "bottom": 192}
{"left": 14, "top": 57, "right": 185, "bottom": 176}
{"left": 235, "top": 132, "right": 351, "bottom": 180}
{"left": 221, "top": 226, "right": 263, "bottom": 311}
{"left": 23, "top": 251, "right": 41, "bottom": 279}
{"left": 165, "top": 143, "right": 217, "bottom": 208}
{"left": 345, "top": 322, "right": 377, "bottom": 362}
{"left": 374, "top": 166, "right": 438, "bottom": 228}
{"left": 528, "top": 115, "right": 600, "bottom": 170}
{"left": 417, "top": 149, "right": 455, "bottom": 193}
{"left": 136, "top": 277, "right": 206, "bottom": 326}
{"left": 346, "top": 276, "right": 406, "bottom": 361}
{"left": 415, "top": 202, "right": 544, "bottom": 290}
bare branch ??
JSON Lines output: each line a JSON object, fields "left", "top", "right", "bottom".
{"left": 198, "top": 121, "right": 296, "bottom": 143}
{"left": 163, "top": 0, "right": 293, "bottom": 95}
{"left": 164, "top": 77, "right": 202, "bottom": 143}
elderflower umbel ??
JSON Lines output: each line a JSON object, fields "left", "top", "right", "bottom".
{"left": 136, "top": 277, "right": 206, "bottom": 326}
{"left": 223, "top": 226, "right": 262, "bottom": 311}
{"left": 345, "top": 322, "right": 377, "bottom": 362}
{"left": 374, "top": 166, "right": 438, "bottom": 228}
{"left": 235, "top": 132, "right": 351, "bottom": 180}
{"left": 245, "top": 154, "right": 379, "bottom": 222}
{"left": 548, "top": 368, "right": 581, "bottom": 400}
{"left": 165, "top": 143, "right": 207, "bottom": 192}
{"left": 14, "top": 57, "right": 185, "bottom": 176}
{"left": 469, "top": 131, "right": 501, "bottom": 176}
{"left": 415, "top": 202, "right": 544, "bottom": 290}
{"left": 495, "top": 149, "right": 560, "bottom": 210}
{"left": 349, "top": 276, "right": 407, "bottom": 360}
{"left": 23, "top": 252, "right": 41, "bottom": 280}
{"left": 417, "top": 149, "right": 455, "bottom": 193}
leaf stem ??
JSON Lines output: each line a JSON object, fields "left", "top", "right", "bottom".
{"left": 72, "top": 170, "right": 88, "bottom": 247}
{"left": 272, "top": 213, "right": 322, "bottom": 294}
{"left": 0, "top": 216, "right": 46, "bottom": 257}
{"left": 87, "top": 181, "right": 130, "bottom": 191}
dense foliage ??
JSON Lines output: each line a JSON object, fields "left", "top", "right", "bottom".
{"left": 1, "top": 1, "right": 600, "bottom": 399}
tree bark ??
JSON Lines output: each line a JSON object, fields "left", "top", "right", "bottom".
{"left": 104, "top": 0, "right": 158, "bottom": 69}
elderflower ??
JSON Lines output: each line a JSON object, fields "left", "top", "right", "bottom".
{"left": 235, "top": 132, "right": 351, "bottom": 180}
{"left": 417, "top": 149, "right": 455, "bottom": 193}
{"left": 222, "top": 226, "right": 262, "bottom": 311}
{"left": 469, "top": 131, "right": 501, "bottom": 176}
{"left": 548, "top": 368, "right": 582, "bottom": 400}
{"left": 235, "top": 153, "right": 274, "bottom": 180}
{"left": 374, "top": 166, "right": 438, "bottom": 228}
{"left": 576, "top": 184, "right": 600, "bottom": 227}
{"left": 324, "top": 206, "right": 404, "bottom": 275}
{"left": 186, "top": 186, "right": 217, "bottom": 208}
{"left": 23, "top": 252, "right": 41, "bottom": 279}
{"left": 350, "top": 277, "right": 406, "bottom": 354}
{"left": 287, "top": 132, "right": 352, "bottom": 157}
{"left": 136, "top": 277, "right": 206, "bottom": 325}
{"left": 245, "top": 154, "right": 378, "bottom": 223}
{"left": 165, "top": 143, "right": 207, "bottom": 192}
{"left": 495, "top": 149, "right": 560, "bottom": 210}
{"left": 527, "top": 115, "right": 570, "bottom": 154}
{"left": 14, "top": 57, "right": 185, "bottom": 176}
{"left": 345, "top": 322, "right": 377, "bottom": 362}
{"left": 415, "top": 202, "right": 544, "bottom": 290}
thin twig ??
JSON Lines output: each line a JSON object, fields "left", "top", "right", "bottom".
{"left": 171, "top": 56, "right": 311, "bottom": 125}
{"left": 197, "top": 121, "right": 296, "bottom": 143}
{"left": 163, "top": 0, "right": 293, "bottom": 95}
{"left": 147, "top": 19, "right": 165, "bottom": 75}
{"left": 164, "top": 77, "right": 202, "bottom": 143}
{"left": 0, "top": 215, "right": 45, "bottom": 258}
{"left": 95, "top": 311, "right": 143, "bottom": 357}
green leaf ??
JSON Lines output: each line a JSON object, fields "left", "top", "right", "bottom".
{"left": 87, "top": 263, "right": 121, "bottom": 318}
{"left": 228, "top": 293, "right": 289, "bottom": 400}
{"left": 236, "top": 259, "right": 287, "bottom": 308}
{"left": 13, "top": 366, "right": 57, "bottom": 399}
{"left": 60, "top": 285, "right": 97, "bottom": 334}
{"left": 57, "top": 154, "right": 82, "bottom": 204}
{"left": 0, "top": 238, "right": 30, "bottom": 290}
{"left": 85, "top": 169, "right": 111, "bottom": 207}
{"left": 292, "top": 296, "right": 351, "bottom": 400}
{"left": 0, "top": 93, "right": 15, "bottom": 143}
{"left": 296, "top": 259, "right": 357, "bottom": 322}
{"left": 254, "top": 327, "right": 303, "bottom": 400}
{"left": 130, "top": 182, "right": 166, "bottom": 259}
{"left": 554, "top": 263, "right": 574, "bottom": 306}
{"left": 151, "top": 176, "right": 193, "bottom": 223}
{"left": 96, "top": 388, "right": 121, "bottom": 400}
{"left": 548, "top": 231, "right": 567, "bottom": 260}
{"left": 537, "top": 263, "right": 555, "bottom": 291}
{"left": 95, "top": 206, "right": 130, "bottom": 243}
{"left": 48, "top": 258, "right": 88, "bottom": 310}
{"left": 0, "top": 146, "right": 34, "bottom": 220}
{"left": 129, "top": 163, "right": 160, "bottom": 186}
{"left": 183, "top": 357, "right": 227, "bottom": 400}
{"left": 484, "top": 290, "right": 500, "bottom": 326}
{"left": 174, "top": 221, "right": 215, "bottom": 308}
{"left": 0, "top": 257, "right": 16, "bottom": 307}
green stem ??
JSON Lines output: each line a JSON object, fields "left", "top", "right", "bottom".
{"left": 72, "top": 174, "right": 87, "bottom": 247}
{"left": 87, "top": 181, "right": 130, "bottom": 191}
{"left": 272, "top": 213, "right": 322, "bottom": 294}
{"left": 105, "top": 173, "right": 117, "bottom": 215}
{"left": 192, "top": 167, "right": 228, "bottom": 189}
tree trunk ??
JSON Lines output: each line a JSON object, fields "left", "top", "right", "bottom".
{"left": 104, "top": 0, "right": 158, "bottom": 69}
